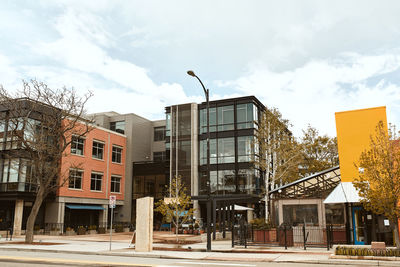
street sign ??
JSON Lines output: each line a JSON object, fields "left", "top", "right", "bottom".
{"left": 109, "top": 195, "right": 116, "bottom": 209}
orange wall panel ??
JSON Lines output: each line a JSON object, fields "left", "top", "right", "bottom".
{"left": 335, "top": 106, "right": 387, "bottom": 182}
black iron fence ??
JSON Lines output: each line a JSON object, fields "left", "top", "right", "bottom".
{"left": 233, "top": 223, "right": 350, "bottom": 249}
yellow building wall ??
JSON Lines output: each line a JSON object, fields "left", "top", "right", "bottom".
{"left": 335, "top": 106, "right": 387, "bottom": 182}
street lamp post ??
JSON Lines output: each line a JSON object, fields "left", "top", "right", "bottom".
{"left": 187, "top": 70, "right": 211, "bottom": 251}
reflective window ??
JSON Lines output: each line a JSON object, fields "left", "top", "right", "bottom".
{"left": 154, "top": 126, "right": 165, "bottom": 141}
{"left": 218, "top": 169, "right": 235, "bottom": 193}
{"left": 166, "top": 113, "right": 171, "bottom": 137}
{"left": 218, "top": 137, "right": 235, "bottom": 163}
{"left": 200, "top": 139, "right": 217, "bottom": 165}
{"left": 237, "top": 136, "right": 253, "bottom": 162}
{"left": 199, "top": 107, "right": 217, "bottom": 134}
{"left": 325, "top": 204, "right": 345, "bottom": 225}
{"left": 237, "top": 103, "right": 257, "bottom": 129}
{"left": 283, "top": 204, "right": 319, "bottom": 226}
{"left": 110, "top": 121, "right": 125, "bottom": 134}
{"left": 217, "top": 105, "right": 234, "bottom": 131}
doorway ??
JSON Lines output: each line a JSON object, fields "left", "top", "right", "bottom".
{"left": 352, "top": 207, "right": 365, "bottom": 245}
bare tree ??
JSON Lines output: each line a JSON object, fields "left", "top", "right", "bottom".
{"left": 0, "top": 80, "right": 93, "bottom": 243}
{"left": 253, "top": 107, "right": 302, "bottom": 222}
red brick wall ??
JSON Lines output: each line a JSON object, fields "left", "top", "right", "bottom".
{"left": 58, "top": 123, "right": 126, "bottom": 201}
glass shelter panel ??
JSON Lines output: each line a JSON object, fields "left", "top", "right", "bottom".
{"left": 283, "top": 204, "right": 319, "bottom": 226}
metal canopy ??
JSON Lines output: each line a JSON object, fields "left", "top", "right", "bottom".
{"left": 270, "top": 166, "right": 341, "bottom": 199}
{"left": 324, "top": 182, "right": 361, "bottom": 204}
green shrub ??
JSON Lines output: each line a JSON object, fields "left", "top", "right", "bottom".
{"left": 335, "top": 246, "right": 400, "bottom": 257}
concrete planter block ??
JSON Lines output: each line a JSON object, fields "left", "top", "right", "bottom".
{"left": 135, "top": 197, "right": 153, "bottom": 252}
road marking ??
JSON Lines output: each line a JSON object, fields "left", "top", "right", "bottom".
{"left": 0, "top": 255, "right": 153, "bottom": 266}
{"left": 176, "top": 261, "right": 256, "bottom": 266}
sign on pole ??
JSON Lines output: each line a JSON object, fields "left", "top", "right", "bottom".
{"left": 109, "top": 195, "right": 116, "bottom": 251}
{"left": 109, "top": 195, "right": 116, "bottom": 209}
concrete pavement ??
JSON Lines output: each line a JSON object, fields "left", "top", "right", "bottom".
{"left": 0, "top": 233, "right": 398, "bottom": 266}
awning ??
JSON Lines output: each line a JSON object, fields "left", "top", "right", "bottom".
{"left": 65, "top": 204, "right": 105, "bottom": 210}
{"left": 324, "top": 182, "right": 361, "bottom": 204}
{"left": 218, "top": 204, "right": 253, "bottom": 211}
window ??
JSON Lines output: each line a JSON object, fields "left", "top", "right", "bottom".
{"left": 111, "top": 175, "right": 121, "bottom": 193}
{"left": 2, "top": 158, "right": 19, "bottom": 183}
{"left": 153, "top": 151, "right": 166, "bottom": 162}
{"left": 92, "top": 141, "right": 104, "bottom": 160}
{"left": 237, "top": 136, "right": 254, "bottom": 162}
{"left": 112, "top": 145, "right": 122, "bottom": 163}
{"left": 236, "top": 103, "right": 257, "bottom": 129}
{"left": 325, "top": 204, "right": 345, "bottom": 224}
{"left": 283, "top": 204, "right": 319, "bottom": 226}
{"left": 154, "top": 126, "right": 166, "bottom": 141}
{"left": 110, "top": 121, "right": 125, "bottom": 134}
{"left": 217, "top": 105, "right": 234, "bottom": 131}
{"left": 199, "top": 107, "right": 217, "bottom": 134}
{"left": 200, "top": 139, "right": 217, "bottom": 165}
{"left": 218, "top": 137, "right": 235, "bottom": 163}
{"left": 90, "top": 172, "right": 102, "bottom": 191}
{"left": 69, "top": 169, "right": 83, "bottom": 189}
{"left": 71, "top": 136, "right": 85, "bottom": 155}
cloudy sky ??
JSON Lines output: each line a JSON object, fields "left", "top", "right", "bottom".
{"left": 1, "top": 0, "right": 400, "bottom": 137}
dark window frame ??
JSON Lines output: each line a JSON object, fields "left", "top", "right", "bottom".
{"left": 111, "top": 175, "right": 121, "bottom": 193}
{"left": 92, "top": 140, "right": 104, "bottom": 160}
{"left": 90, "top": 172, "right": 103, "bottom": 191}
{"left": 112, "top": 145, "right": 122, "bottom": 163}
{"left": 71, "top": 136, "right": 85, "bottom": 156}
{"left": 69, "top": 169, "right": 83, "bottom": 189}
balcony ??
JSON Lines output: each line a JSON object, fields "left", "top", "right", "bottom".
{"left": 0, "top": 182, "right": 38, "bottom": 192}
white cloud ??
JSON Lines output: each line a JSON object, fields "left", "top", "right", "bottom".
{"left": 225, "top": 52, "right": 400, "bottom": 137}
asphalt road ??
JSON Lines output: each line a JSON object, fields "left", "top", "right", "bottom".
{"left": 0, "top": 250, "right": 371, "bottom": 267}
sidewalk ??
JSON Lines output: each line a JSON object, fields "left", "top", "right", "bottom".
{"left": 0, "top": 233, "right": 398, "bottom": 266}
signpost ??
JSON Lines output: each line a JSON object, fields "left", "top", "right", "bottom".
{"left": 109, "top": 195, "right": 116, "bottom": 251}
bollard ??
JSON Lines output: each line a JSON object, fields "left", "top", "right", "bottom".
{"left": 303, "top": 224, "right": 306, "bottom": 250}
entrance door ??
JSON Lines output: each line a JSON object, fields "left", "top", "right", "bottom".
{"left": 352, "top": 207, "right": 365, "bottom": 245}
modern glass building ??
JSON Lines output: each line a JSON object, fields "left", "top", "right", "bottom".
{"left": 166, "top": 96, "right": 265, "bottom": 220}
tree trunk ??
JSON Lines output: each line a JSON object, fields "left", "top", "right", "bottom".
{"left": 25, "top": 187, "right": 45, "bottom": 244}
{"left": 394, "top": 219, "right": 400, "bottom": 249}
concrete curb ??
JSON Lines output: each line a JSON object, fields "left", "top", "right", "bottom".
{"left": 1, "top": 246, "right": 400, "bottom": 266}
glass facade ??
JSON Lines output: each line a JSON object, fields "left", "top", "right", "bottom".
{"left": 199, "top": 102, "right": 257, "bottom": 133}
{"left": 198, "top": 100, "right": 261, "bottom": 196}
{"left": 169, "top": 104, "right": 193, "bottom": 191}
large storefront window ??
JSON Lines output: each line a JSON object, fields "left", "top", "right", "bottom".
{"left": 283, "top": 204, "right": 319, "bottom": 226}
{"left": 218, "top": 169, "right": 235, "bottom": 194}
